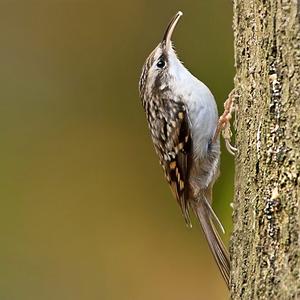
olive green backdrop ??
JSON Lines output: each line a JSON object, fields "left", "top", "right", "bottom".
{"left": 0, "top": 1, "right": 234, "bottom": 299}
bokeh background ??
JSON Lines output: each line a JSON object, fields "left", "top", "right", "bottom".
{"left": 0, "top": 1, "right": 234, "bottom": 299}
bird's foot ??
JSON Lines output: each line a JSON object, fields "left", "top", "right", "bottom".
{"left": 213, "top": 90, "right": 237, "bottom": 155}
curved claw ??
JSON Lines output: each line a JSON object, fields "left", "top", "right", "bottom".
{"left": 225, "top": 139, "right": 237, "bottom": 156}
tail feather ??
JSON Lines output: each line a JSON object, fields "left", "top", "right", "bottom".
{"left": 203, "top": 196, "right": 225, "bottom": 234}
{"left": 193, "top": 200, "right": 230, "bottom": 287}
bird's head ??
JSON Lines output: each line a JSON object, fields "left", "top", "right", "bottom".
{"left": 139, "top": 11, "right": 185, "bottom": 99}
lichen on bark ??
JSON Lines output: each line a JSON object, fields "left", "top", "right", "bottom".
{"left": 230, "top": 0, "right": 300, "bottom": 299}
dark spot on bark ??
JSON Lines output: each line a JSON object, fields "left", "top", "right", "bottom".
{"left": 255, "top": 161, "right": 260, "bottom": 176}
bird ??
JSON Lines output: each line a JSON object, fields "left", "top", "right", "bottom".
{"left": 138, "top": 11, "right": 231, "bottom": 287}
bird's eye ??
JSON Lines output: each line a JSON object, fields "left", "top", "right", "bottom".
{"left": 156, "top": 59, "right": 165, "bottom": 68}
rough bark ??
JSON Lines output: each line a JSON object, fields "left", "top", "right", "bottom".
{"left": 230, "top": 1, "right": 300, "bottom": 299}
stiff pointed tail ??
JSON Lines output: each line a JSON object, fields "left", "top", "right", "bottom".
{"left": 193, "top": 200, "right": 230, "bottom": 287}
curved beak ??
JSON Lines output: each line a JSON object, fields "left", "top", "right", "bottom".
{"left": 162, "top": 11, "right": 183, "bottom": 50}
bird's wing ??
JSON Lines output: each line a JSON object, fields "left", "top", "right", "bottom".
{"left": 158, "top": 102, "right": 192, "bottom": 226}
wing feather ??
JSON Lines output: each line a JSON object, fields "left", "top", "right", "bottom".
{"left": 160, "top": 104, "right": 192, "bottom": 225}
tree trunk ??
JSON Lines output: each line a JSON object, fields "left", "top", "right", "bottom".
{"left": 230, "top": 1, "right": 300, "bottom": 299}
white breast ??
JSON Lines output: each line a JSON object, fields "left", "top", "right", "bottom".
{"left": 186, "top": 78, "right": 218, "bottom": 159}
{"left": 168, "top": 53, "right": 218, "bottom": 159}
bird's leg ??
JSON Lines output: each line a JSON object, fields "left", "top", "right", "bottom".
{"left": 213, "top": 90, "right": 237, "bottom": 155}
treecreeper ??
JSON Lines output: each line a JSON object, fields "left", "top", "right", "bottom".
{"left": 139, "top": 11, "right": 235, "bottom": 287}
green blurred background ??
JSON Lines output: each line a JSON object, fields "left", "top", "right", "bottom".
{"left": 0, "top": 1, "right": 234, "bottom": 299}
